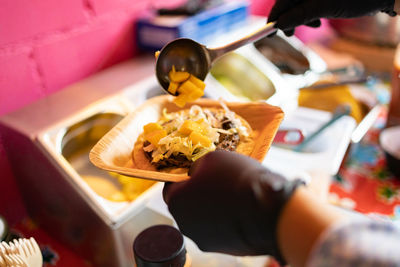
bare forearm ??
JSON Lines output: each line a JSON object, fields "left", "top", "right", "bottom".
{"left": 277, "top": 187, "right": 344, "bottom": 267}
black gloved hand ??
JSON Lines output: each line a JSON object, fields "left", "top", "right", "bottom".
{"left": 268, "top": 0, "right": 396, "bottom": 36}
{"left": 163, "top": 150, "right": 303, "bottom": 262}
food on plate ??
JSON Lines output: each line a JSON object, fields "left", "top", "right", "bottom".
{"left": 167, "top": 66, "right": 206, "bottom": 107}
{"left": 132, "top": 103, "right": 254, "bottom": 173}
{"left": 299, "top": 82, "right": 368, "bottom": 122}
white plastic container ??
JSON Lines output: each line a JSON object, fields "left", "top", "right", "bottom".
{"left": 263, "top": 107, "right": 356, "bottom": 178}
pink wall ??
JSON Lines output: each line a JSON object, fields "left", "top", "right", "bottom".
{"left": 0, "top": 0, "right": 187, "bottom": 224}
{"left": 249, "top": 0, "right": 273, "bottom": 16}
{"left": 0, "top": 0, "right": 188, "bottom": 116}
{"left": 0, "top": 0, "right": 273, "bottom": 224}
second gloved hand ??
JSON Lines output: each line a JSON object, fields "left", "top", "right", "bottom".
{"left": 163, "top": 150, "right": 303, "bottom": 262}
{"left": 268, "top": 0, "right": 396, "bottom": 36}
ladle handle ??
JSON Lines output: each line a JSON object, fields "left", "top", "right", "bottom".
{"left": 209, "top": 22, "right": 277, "bottom": 61}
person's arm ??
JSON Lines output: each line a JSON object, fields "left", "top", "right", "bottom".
{"left": 163, "top": 150, "right": 344, "bottom": 265}
{"left": 164, "top": 151, "right": 400, "bottom": 267}
{"left": 277, "top": 187, "right": 343, "bottom": 267}
{"left": 268, "top": 0, "right": 397, "bottom": 36}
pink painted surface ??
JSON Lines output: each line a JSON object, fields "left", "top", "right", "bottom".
{"left": 35, "top": 18, "right": 135, "bottom": 94}
{"left": 0, "top": 0, "right": 273, "bottom": 224}
{"left": 0, "top": 0, "right": 88, "bottom": 45}
{"left": 91, "top": 0, "right": 185, "bottom": 16}
{"left": 0, "top": 50, "right": 45, "bottom": 115}
{"left": 249, "top": 0, "right": 274, "bottom": 17}
{"left": 295, "top": 19, "right": 336, "bottom": 44}
{"left": 150, "top": 0, "right": 188, "bottom": 9}
{"left": 91, "top": 0, "right": 150, "bottom": 15}
{"left": 0, "top": 0, "right": 151, "bottom": 224}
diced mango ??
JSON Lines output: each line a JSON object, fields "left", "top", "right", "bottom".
{"left": 189, "top": 75, "right": 206, "bottom": 91}
{"left": 169, "top": 66, "right": 190, "bottom": 83}
{"left": 187, "top": 88, "right": 204, "bottom": 102}
{"left": 189, "top": 132, "right": 212, "bottom": 147}
{"left": 170, "top": 71, "right": 190, "bottom": 83}
{"left": 177, "top": 80, "right": 198, "bottom": 95}
{"left": 173, "top": 94, "right": 188, "bottom": 108}
{"left": 155, "top": 51, "right": 160, "bottom": 59}
{"left": 179, "top": 120, "right": 195, "bottom": 135}
{"left": 145, "top": 129, "right": 167, "bottom": 147}
{"left": 143, "top": 123, "right": 163, "bottom": 134}
{"left": 168, "top": 66, "right": 206, "bottom": 108}
{"left": 179, "top": 120, "right": 205, "bottom": 135}
{"left": 168, "top": 81, "right": 179, "bottom": 95}
{"left": 173, "top": 86, "right": 204, "bottom": 107}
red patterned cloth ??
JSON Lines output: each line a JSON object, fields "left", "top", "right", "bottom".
{"left": 329, "top": 107, "right": 400, "bottom": 222}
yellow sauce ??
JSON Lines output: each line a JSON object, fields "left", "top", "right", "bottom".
{"left": 298, "top": 83, "right": 367, "bottom": 123}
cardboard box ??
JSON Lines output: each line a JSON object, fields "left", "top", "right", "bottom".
{"left": 136, "top": 1, "right": 249, "bottom": 51}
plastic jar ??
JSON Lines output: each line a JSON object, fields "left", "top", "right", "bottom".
{"left": 133, "top": 224, "right": 191, "bottom": 267}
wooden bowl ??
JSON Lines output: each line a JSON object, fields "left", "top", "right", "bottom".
{"left": 89, "top": 95, "right": 284, "bottom": 182}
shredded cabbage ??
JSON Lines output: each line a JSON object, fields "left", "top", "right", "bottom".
{"left": 147, "top": 103, "right": 247, "bottom": 163}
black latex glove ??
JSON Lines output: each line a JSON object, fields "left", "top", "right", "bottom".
{"left": 268, "top": 0, "right": 396, "bottom": 36}
{"left": 163, "top": 150, "right": 303, "bottom": 262}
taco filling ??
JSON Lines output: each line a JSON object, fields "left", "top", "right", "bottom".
{"left": 136, "top": 103, "right": 252, "bottom": 170}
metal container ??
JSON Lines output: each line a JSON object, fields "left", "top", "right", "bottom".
{"left": 330, "top": 13, "right": 400, "bottom": 47}
{"left": 204, "top": 18, "right": 327, "bottom": 116}
{"left": 254, "top": 35, "right": 311, "bottom": 75}
{"left": 209, "top": 52, "right": 277, "bottom": 102}
{"left": 0, "top": 60, "right": 174, "bottom": 267}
